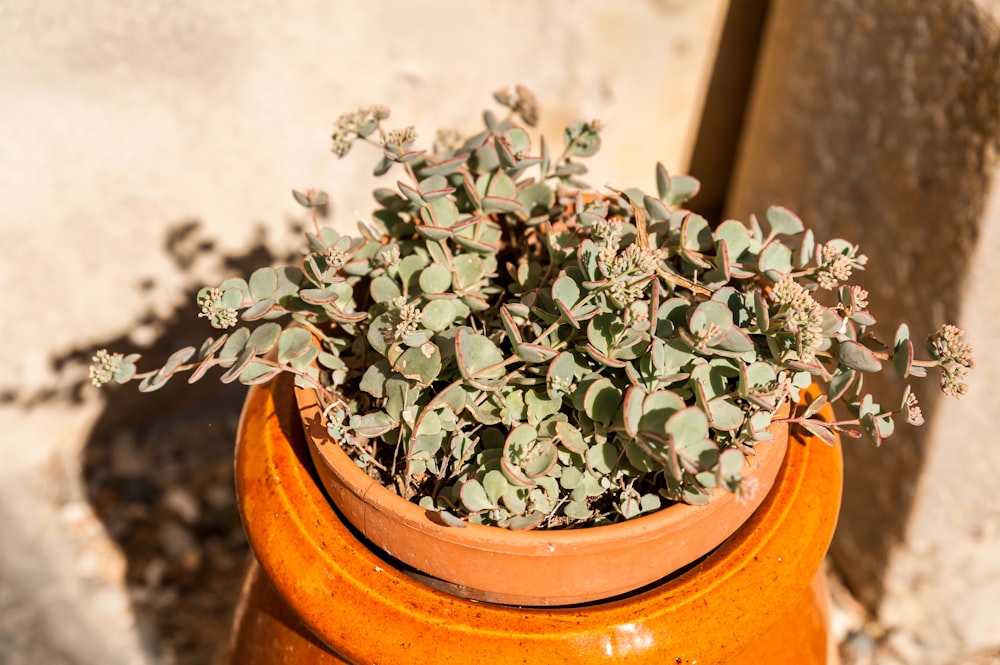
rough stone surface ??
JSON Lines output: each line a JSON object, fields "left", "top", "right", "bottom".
{"left": 0, "top": 1, "right": 729, "bottom": 662}
{"left": 728, "top": 0, "right": 1000, "bottom": 661}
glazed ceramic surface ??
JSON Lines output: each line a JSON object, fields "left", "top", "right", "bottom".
{"left": 231, "top": 376, "right": 843, "bottom": 664}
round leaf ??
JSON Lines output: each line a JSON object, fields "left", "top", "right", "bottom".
{"left": 421, "top": 299, "right": 456, "bottom": 332}
{"left": 455, "top": 329, "right": 505, "bottom": 380}
{"left": 665, "top": 407, "right": 710, "bottom": 447}
{"left": 419, "top": 264, "right": 453, "bottom": 293}
{"left": 460, "top": 479, "right": 495, "bottom": 512}
{"left": 837, "top": 340, "right": 883, "bottom": 373}
{"left": 765, "top": 206, "right": 804, "bottom": 237}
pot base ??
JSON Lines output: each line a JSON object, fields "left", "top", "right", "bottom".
{"left": 229, "top": 556, "right": 836, "bottom": 664}
{"left": 231, "top": 377, "right": 843, "bottom": 664}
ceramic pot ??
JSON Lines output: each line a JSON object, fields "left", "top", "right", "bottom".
{"left": 229, "top": 375, "right": 843, "bottom": 664}
{"left": 296, "top": 379, "right": 790, "bottom": 606}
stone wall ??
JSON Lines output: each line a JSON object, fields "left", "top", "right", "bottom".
{"left": 728, "top": 1, "right": 1000, "bottom": 661}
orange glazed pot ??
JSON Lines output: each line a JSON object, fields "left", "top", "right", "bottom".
{"left": 229, "top": 375, "right": 843, "bottom": 665}
{"left": 295, "top": 381, "right": 791, "bottom": 606}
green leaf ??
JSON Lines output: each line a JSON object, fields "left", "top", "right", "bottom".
{"left": 799, "top": 420, "right": 837, "bottom": 446}
{"left": 525, "top": 389, "right": 561, "bottom": 424}
{"left": 359, "top": 360, "right": 391, "bottom": 398}
{"left": 523, "top": 440, "right": 558, "bottom": 478}
{"left": 798, "top": 228, "right": 816, "bottom": 269}
{"left": 655, "top": 162, "right": 671, "bottom": 201}
{"left": 801, "top": 394, "right": 828, "bottom": 420}
{"left": 517, "top": 182, "right": 555, "bottom": 216}
{"left": 420, "top": 196, "right": 459, "bottom": 227}
{"left": 583, "top": 378, "right": 623, "bottom": 425}
{"left": 689, "top": 301, "right": 733, "bottom": 334}
{"left": 707, "top": 396, "right": 745, "bottom": 431}
{"left": 398, "top": 255, "right": 428, "bottom": 288}
{"left": 393, "top": 343, "right": 442, "bottom": 386}
{"left": 238, "top": 360, "right": 282, "bottom": 385}
{"left": 159, "top": 346, "right": 196, "bottom": 377}
{"left": 586, "top": 442, "right": 618, "bottom": 474}
{"left": 455, "top": 329, "right": 505, "bottom": 380}
{"left": 714, "top": 220, "right": 752, "bottom": 260}
{"left": 765, "top": 206, "right": 805, "bottom": 237}
{"left": 564, "top": 121, "right": 601, "bottom": 157}
{"left": 476, "top": 172, "right": 517, "bottom": 200}
{"left": 643, "top": 194, "right": 671, "bottom": 221}
{"left": 418, "top": 264, "right": 452, "bottom": 294}
{"left": 665, "top": 407, "right": 710, "bottom": 447}
{"left": 667, "top": 175, "right": 700, "bottom": 207}
{"left": 860, "top": 412, "right": 883, "bottom": 447}
{"left": 249, "top": 267, "right": 278, "bottom": 301}
{"left": 277, "top": 328, "right": 314, "bottom": 363}
{"left": 758, "top": 240, "right": 793, "bottom": 276}
{"left": 242, "top": 298, "right": 275, "bottom": 321}
{"left": 828, "top": 367, "right": 857, "bottom": 402}
{"left": 555, "top": 421, "right": 587, "bottom": 454}
{"left": 718, "top": 448, "right": 744, "bottom": 479}
{"left": 452, "top": 254, "right": 485, "bottom": 290}
{"left": 421, "top": 299, "right": 456, "bottom": 332}
{"left": 370, "top": 275, "right": 402, "bottom": 304}
{"left": 515, "top": 343, "right": 558, "bottom": 364}
{"left": 248, "top": 322, "right": 281, "bottom": 353}
{"left": 837, "top": 340, "right": 883, "bottom": 373}
{"left": 623, "top": 385, "right": 647, "bottom": 438}
{"left": 220, "top": 327, "right": 251, "bottom": 360}
{"left": 355, "top": 411, "right": 397, "bottom": 438}
{"left": 220, "top": 346, "right": 257, "bottom": 384}
{"left": 552, "top": 274, "right": 581, "bottom": 308}
{"left": 639, "top": 390, "right": 685, "bottom": 432}
{"left": 682, "top": 213, "right": 714, "bottom": 252}
{"left": 482, "top": 469, "right": 509, "bottom": 505}
{"left": 220, "top": 278, "right": 250, "bottom": 304}
{"left": 587, "top": 313, "right": 625, "bottom": 356}
{"left": 564, "top": 500, "right": 593, "bottom": 521}
{"left": 578, "top": 239, "right": 600, "bottom": 280}
{"left": 299, "top": 288, "right": 339, "bottom": 305}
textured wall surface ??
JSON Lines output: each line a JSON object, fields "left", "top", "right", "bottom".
{"left": 0, "top": 2, "right": 728, "bottom": 663}
{"left": 728, "top": 0, "right": 1000, "bottom": 661}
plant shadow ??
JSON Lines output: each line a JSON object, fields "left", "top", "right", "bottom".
{"left": 66, "top": 220, "right": 301, "bottom": 665}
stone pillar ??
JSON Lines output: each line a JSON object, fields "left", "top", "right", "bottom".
{"left": 726, "top": 0, "right": 1000, "bottom": 661}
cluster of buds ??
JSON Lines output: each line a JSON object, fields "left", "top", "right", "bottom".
{"left": 330, "top": 105, "right": 390, "bottom": 157}
{"left": 771, "top": 275, "right": 825, "bottom": 362}
{"left": 197, "top": 288, "right": 238, "bottom": 330}
{"left": 493, "top": 84, "right": 539, "bottom": 127}
{"left": 387, "top": 297, "right": 423, "bottom": 342}
{"left": 815, "top": 243, "right": 867, "bottom": 290}
{"left": 928, "top": 324, "right": 975, "bottom": 397}
{"left": 89, "top": 349, "right": 124, "bottom": 388}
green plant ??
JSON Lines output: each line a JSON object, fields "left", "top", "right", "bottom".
{"left": 91, "top": 87, "right": 974, "bottom": 530}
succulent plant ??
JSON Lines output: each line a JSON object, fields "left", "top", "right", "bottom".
{"left": 91, "top": 87, "right": 974, "bottom": 530}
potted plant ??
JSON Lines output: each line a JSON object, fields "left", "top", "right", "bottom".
{"left": 90, "top": 87, "right": 973, "bottom": 610}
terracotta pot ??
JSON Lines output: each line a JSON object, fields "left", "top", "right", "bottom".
{"left": 229, "top": 375, "right": 843, "bottom": 664}
{"left": 296, "top": 380, "right": 790, "bottom": 606}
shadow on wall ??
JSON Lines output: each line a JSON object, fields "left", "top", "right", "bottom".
{"left": 721, "top": 0, "right": 1000, "bottom": 612}
{"left": 62, "top": 221, "right": 302, "bottom": 665}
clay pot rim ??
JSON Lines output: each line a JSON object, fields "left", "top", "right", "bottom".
{"left": 295, "top": 380, "right": 789, "bottom": 550}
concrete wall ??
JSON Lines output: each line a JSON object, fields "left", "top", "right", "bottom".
{"left": 728, "top": 1, "right": 1000, "bottom": 662}
{"left": 0, "top": 2, "right": 728, "bottom": 663}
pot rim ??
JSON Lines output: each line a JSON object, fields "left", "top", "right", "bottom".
{"left": 296, "top": 380, "right": 789, "bottom": 552}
